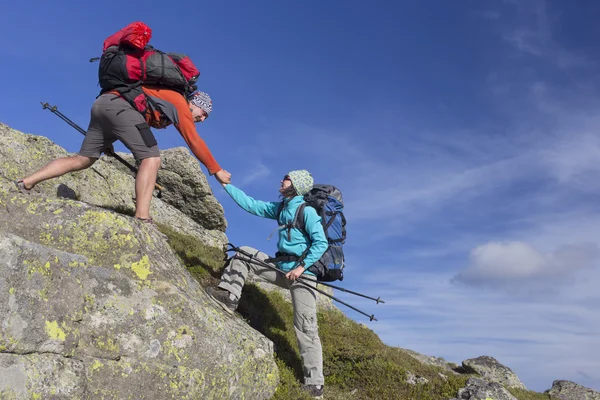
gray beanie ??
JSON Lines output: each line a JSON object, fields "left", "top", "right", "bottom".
{"left": 189, "top": 91, "right": 212, "bottom": 115}
{"left": 288, "top": 170, "right": 314, "bottom": 196}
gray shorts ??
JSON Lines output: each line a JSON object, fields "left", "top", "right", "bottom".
{"left": 79, "top": 94, "right": 160, "bottom": 160}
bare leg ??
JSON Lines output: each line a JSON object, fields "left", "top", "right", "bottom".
{"left": 134, "top": 157, "right": 161, "bottom": 219}
{"left": 22, "top": 155, "right": 97, "bottom": 189}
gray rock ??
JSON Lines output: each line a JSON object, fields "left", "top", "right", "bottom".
{"left": 450, "top": 377, "right": 518, "bottom": 400}
{"left": 0, "top": 181, "right": 278, "bottom": 399}
{"left": 404, "top": 349, "right": 460, "bottom": 373}
{"left": 0, "top": 123, "right": 226, "bottom": 248}
{"left": 405, "top": 371, "right": 428, "bottom": 385}
{"left": 111, "top": 147, "right": 227, "bottom": 231}
{"left": 462, "top": 356, "right": 526, "bottom": 390}
{"left": 546, "top": 380, "right": 600, "bottom": 400}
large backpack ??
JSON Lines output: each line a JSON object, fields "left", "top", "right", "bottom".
{"left": 93, "top": 22, "right": 200, "bottom": 128}
{"left": 277, "top": 184, "right": 347, "bottom": 282}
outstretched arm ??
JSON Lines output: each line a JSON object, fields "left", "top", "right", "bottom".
{"left": 224, "top": 184, "right": 280, "bottom": 219}
{"left": 143, "top": 87, "right": 224, "bottom": 176}
{"left": 174, "top": 106, "right": 223, "bottom": 175}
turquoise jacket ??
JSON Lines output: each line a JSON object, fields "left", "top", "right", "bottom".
{"left": 224, "top": 184, "right": 328, "bottom": 275}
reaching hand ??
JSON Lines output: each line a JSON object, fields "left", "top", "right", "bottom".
{"left": 285, "top": 265, "right": 305, "bottom": 281}
{"left": 215, "top": 169, "right": 231, "bottom": 186}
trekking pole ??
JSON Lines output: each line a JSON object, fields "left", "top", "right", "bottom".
{"left": 40, "top": 102, "right": 165, "bottom": 194}
{"left": 226, "top": 244, "right": 379, "bottom": 321}
{"left": 225, "top": 244, "right": 384, "bottom": 304}
{"left": 295, "top": 276, "right": 385, "bottom": 304}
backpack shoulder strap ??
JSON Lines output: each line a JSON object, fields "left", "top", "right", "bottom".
{"left": 294, "top": 203, "right": 307, "bottom": 233}
{"left": 289, "top": 203, "right": 306, "bottom": 239}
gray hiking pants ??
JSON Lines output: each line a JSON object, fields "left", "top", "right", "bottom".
{"left": 218, "top": 246, "right": 324, "bottom": 386}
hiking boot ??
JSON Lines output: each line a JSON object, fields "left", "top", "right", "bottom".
{"left": 301, "top": 384, "right": 324, "bottom": 399}
{"left": 14, "top": 180, "right": 32, "bottom": 194}
{"left": 207, "top": 287, "right": 238, "bottom": 315}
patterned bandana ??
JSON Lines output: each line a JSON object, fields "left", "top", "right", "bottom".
{"left": 189, "top": 91, "right": 213, "bottom": 115}
{"left": 287, "top": 170, "right": 314, "bottom": 196}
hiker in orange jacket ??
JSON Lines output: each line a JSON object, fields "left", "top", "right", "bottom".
{"left": 15, "top": 89, "right": 230, "bottom": 223}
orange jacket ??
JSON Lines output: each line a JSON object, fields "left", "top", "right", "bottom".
{"left": 142, "top": 86, "right": 221, "bottom": 175}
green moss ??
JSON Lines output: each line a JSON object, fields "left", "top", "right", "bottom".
{"left": 510, "top": 388, "right": 556, "bottom": 400}
{"left": 156, "top": 224, "right": 224, "bottom": 287}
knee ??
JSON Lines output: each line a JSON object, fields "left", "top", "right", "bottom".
{"left": 140, "top": 156, "right": 161, "bottom": 169}
{"left": 238, "top": 246, "right": 256, "bottom": 254}
{"left": 72, "top": 155, "right": 96, "bottom": 170}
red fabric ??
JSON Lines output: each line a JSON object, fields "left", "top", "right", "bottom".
{"left": 125, "top": 53, "right": 144, "bottom": 81}
{"left": 169, "top": 55, "right": 200, "bottom": 81}
{"left": 103, "top": 22, "right": 152, "bottom": 51}
{"left": 133, "top": 92, "right": 147, "bottom": 113}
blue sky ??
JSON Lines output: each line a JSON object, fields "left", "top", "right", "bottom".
{"left": 1, "top": 0, "right": 599, "bottom": 392}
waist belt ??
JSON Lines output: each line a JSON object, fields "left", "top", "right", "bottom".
{"left": 265, "top": 251, "right": 306, "bottom": 264}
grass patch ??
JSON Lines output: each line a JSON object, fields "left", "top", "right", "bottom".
{"left": 157, "top": 224, "right": 224, "bottom": 286}
{"left": 159, "top": 226, "right": 555, "bottom": 400}
{"left": 509, "top": 388, "right": 555, "bottom": 400}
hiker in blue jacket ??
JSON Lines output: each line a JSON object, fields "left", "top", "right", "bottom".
{"left": 208, "top": 169, "right": 327, "bottom": 399}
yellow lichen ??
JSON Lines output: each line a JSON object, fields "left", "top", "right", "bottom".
{"left": 131, "top": 255, "right": 152, "bottom": 280}
{"left": 44, "top": 320, "right": 66, "bottom": 341}
{"left": 91, "top": 359, "right": 104, "bottom": 371}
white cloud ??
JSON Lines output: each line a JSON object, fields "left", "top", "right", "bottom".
{"left": 454, "top": 241, "right": 599, "bottom": 287}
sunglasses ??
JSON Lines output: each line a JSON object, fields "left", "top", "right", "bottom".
{"left": 282, "top": 175, "right": 291, "bottom": 181}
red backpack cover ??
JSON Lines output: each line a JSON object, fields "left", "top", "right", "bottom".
{"left": 96, "top": 22, "right": 200, "bottom": 128}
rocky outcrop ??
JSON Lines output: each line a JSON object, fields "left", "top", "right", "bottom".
{"left": 0, "top": 178, "right": 278, "bottom": 399}
{"left": 109, "top": 148, "right": 226, "bottom": 231}
{"left": 462, "top": 356, "right": 526, "bottom": 390}
{"left": 546, "top": 380, "right": 600, "bottom": 400}
{"left": 450, "top": 377, "right": 517, "bottom": 400}
{"left": 0, "top": 123, "right": 226, "bottom": 248}
{"left": 404, "top": 349, "right": 460, "bottom": 374}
